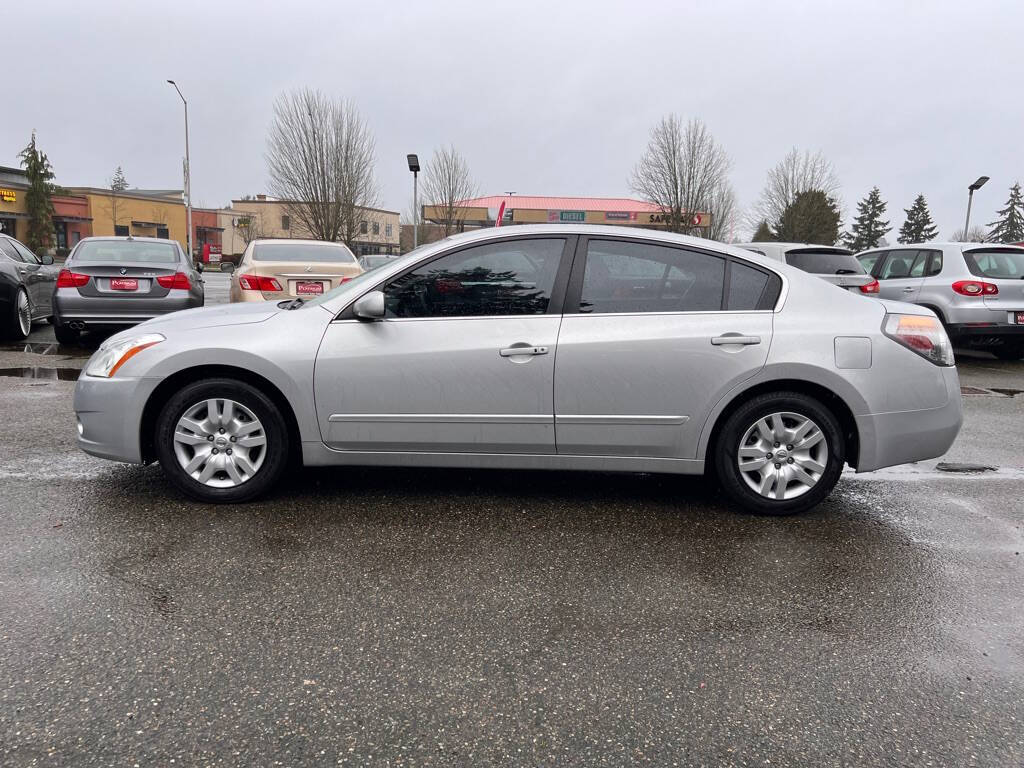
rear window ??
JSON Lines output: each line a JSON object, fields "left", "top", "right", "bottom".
{"left": 253, "top": 243, "right": 356, "bottom": 263}
{"left": 964, "top": 249, "right": 1024, "bottom": 279}
{"left": 785, "top": 249, "right": 865, "bottom": 275}
{"left": 74, "top": 240, "right": 179, "bottom": 263}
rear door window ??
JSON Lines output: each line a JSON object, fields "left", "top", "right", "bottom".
{"left": 859, "top": 251, "right": 886, "bottom": 276}
{"left": 963, "top": 249, "right": 1024, "bottom": 279}
{"left": 784, "top": 249, "right": 864, "bottom": 275}
{"left": 878, "top": 249, "right": 926, "bottom": 279}
{"left": 726, "top": 260, "right": 780, "bottom": 310}
{"left": 577, "top": 239, "right": 725, "bottom": 314}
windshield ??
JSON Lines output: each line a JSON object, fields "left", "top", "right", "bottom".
{"left": 253, "top": 242, "right": 356, "bottom": 263}
{"left": 785, "top": 249, "right": 865, "bottom": 275}
{"left": 74, "top": 240, "right": 179, "bottom": 264}
{"left": 964, "top": 249, "right": 1024, "bottom": 279}
{"left": 302, "top": 241, "right": 443, "bottom": 308}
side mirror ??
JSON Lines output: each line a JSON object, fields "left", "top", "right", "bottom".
{"left": 353, "top": 290, "right": 385, "bottom": 320}
{"left": 196, "top": 261, "right": 205, "bottom": 273}
{"left": 220, "top": 262, "right": 235, "bottom": 273}
{"left": 40, "top": 253, "right": 54, "bottom": 265}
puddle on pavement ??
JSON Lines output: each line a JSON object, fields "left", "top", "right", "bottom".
{"left": 936, "top": 462, "right": 998, "bottom": 474}
{"left": 0, "top": 341, "right": 92, "bottom": 358}
{"left": 990, "top": 388, "right": 1023, "bottom": 398}
{"left": 960, "top": 386, "right": 1022, "bottom": 397}
{"left": 0, "top": 367, "right": 82, "bottom": 381}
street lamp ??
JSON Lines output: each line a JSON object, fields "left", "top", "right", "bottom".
{"left": 963, "top": 175, "right": 989, "bottom": 241}
{"left": 407, "top": 154, "right": 420, "bottom": 248}
{"left": 167, "top": 80, "right": 193, "bottom": 260}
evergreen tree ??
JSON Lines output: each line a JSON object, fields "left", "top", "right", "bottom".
{"left": 844, "top": 186, "right": 891, "bottom": 251}
{"left": 986, "top": 182, "right": 1024, "bottom": 243}
{"left": 752, "top": 219, "right": 774, "bottom": 241}
{"left": 773, "top": 189, "right": 841, "bottom": 244}
{"left": 18, "top": 131, "right": 57, "bottom": 253}
{"left": 897, "top": 194, "right": 938, "bottom": 244}
{"left": 111, "top": 166, "right": 129, "bottom": 192}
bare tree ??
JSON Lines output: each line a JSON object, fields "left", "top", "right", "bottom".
{"left": 950, "top": 225, "right": 988, "bottom": 242}
{"left": 751, "top": 148, "right": 841, "bottom": 228}
{"left": 421, "top": 145, "right": 477, "bottom": 237}
{"left": 266, "top": 88, "right": 377, "bottom": 247}
{"left": 706, "top": 182, "right": 738, "bottom": 242}
{"left": 631, "top": 116, "right": 731, "bottom": 235}
{"left": 234, "top": 211, "right": 265, "bottom": 247}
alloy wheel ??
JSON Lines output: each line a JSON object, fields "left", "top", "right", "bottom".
{"left": 736, "top": 411, "right": 829, "bottom": 501}
{"left": 17, "top": 291, "right": 30, "bottom": 337}
{"left": 172, "top": 398, "right": 267, "bottom": 488}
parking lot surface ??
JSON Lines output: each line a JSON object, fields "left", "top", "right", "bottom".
{"left": 1, "top": 273, "right": 1022, "bottom": 766}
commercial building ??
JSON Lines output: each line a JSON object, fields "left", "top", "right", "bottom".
{"left": 0, "top": 166, "right": 93, "bottom": 250}
{"left": 229, "top": 195, "right": 400, "bottom": 256}
{"left": 422, "top": 195, "right": 711, "bottom": 231}
{"left": 66, "top": 187, "right": 188, "bottom": 247}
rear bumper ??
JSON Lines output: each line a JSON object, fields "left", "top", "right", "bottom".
{"left": 946, "top": 322, "right": 1024, "bottom": 346}
{"left": 854, "top": 366, "right": 962, "bottom": 472}
{"left": 55, "top": 290, "right": 201, "bottom": 328}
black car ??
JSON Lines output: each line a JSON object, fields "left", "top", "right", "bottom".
{"left": 0, "top": 233, "right": 58, "bottom": 340}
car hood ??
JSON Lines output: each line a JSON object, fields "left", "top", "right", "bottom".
{"left": 135, "top": 300, "right": 281, "bottom": 333}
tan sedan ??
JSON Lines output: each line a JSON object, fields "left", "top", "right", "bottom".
{"left": 229, "top": 239, "right": 363, "bottom": 303}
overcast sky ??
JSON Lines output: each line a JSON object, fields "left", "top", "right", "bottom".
{"left": 5, "top": 0, "right": 1022, "bottom": 239}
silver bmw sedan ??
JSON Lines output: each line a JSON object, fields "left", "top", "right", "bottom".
{"left": 72, "top": 225, "right": 962, "bottom": 515}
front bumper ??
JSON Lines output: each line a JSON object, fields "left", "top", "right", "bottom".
{"left": 854, "top": 365, "right": 962, "bottom": 472}
{"left": 73, "top": 374, "right": 161, "bottom": 463}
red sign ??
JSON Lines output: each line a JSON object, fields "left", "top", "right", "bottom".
{"left": 110, "top": 278, "right": 138, "bottom": 291}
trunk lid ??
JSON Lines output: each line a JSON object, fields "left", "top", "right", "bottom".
{"left": 961, "top": 247, "right": 1024, "bottom": 310}
{"left": 65, "top": 261, "right": 182, "bottom": 298}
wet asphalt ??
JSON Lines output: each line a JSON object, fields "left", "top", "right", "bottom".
{"left": 1, "top": 273, "right": 1022, "bottom": 766}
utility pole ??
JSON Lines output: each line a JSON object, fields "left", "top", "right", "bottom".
{"left": 167, "top": 80, "right": 193, "bottom": 259}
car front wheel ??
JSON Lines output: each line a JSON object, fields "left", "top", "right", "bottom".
{"left": 155, "top": 378, "right": 289, "bottom": 502}
{"left": 714, "top": 392, "right": 845, "bottom": 516}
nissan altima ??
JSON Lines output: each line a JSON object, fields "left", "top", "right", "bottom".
{"left": 73, "top": 225, "right": 963, "bottom": 515}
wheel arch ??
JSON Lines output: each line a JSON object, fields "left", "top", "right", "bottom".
{"left": 701, "top": 377, "right": 862, "bottom": 473}
{"left": 139, "top": 364, "right": 302, "bottom": 465}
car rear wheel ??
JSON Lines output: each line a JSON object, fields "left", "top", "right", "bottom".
{"left": 5, "top": 288, "right": 32, "bottom": 340}
{"left": 53, "top": 322, "right": 80, "bottom": 345}
{"left": 714, "top": 392, "right": 845, "bottom": 516}
{"left": 993, "top": 345, "right": 1024, "bottom": 361}
{"left": 155, "top": 378, "right": 289, "bottom": 503}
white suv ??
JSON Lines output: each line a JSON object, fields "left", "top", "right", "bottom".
{"left": 737, "top": 243, "right": 879, "bottom": 295}
{"left": 856, "top": 243, "right": 1024, "bottom": 360}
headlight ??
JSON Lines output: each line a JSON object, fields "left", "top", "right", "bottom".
{"left": 85, "top": 333, "right": 165, "bottom": 378}
{"left": 882, "top": 314, "right": 954, "bottom": 366}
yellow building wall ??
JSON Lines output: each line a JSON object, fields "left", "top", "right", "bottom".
{"left": 84, "top": 193, "right": 188, "bottom": 250}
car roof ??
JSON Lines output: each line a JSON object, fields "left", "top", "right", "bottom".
{"left": 78, "top": 236, "right": 178, "bottom": 244}
{"left": 251, "top": 238, "right": 352, "bottom": 247}
{"left": 856, "top": 242, "right": 1024, "bottom": 253}
{"left": 739, "top": 242, "right": 852, "bottom": 251}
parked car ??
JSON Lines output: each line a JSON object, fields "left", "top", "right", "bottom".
{"left": 856, "top": 243, "right": 1024, "bottom": 360}
{"left": 737, "top": 243, "right": 879, "bottom": 295}
{"left": 52, "top": 236, "right": 204, "bottom": 345}
{"left": 73, "top": 225, "right": 961, "bottom": 515}
{"left": 229, "top": 239, "right": 363, "bottom": 303}
{"left": 0, "top": 233, "right": 59, "bottom": 340}
{"left": 358, "top": 254, "right": 399, "bottom": 272}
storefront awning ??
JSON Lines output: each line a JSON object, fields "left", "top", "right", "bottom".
{"left": 131, "top": 220, "right": 164, "bottom": 228}
{"left": 54, "top": 215, "right": 92, "bottom": 223}
{"left": 197, "top": 225, "right": 225, "bottom": 232}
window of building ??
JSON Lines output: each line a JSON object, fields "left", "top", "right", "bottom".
{"left": 386, "top": 222, "right": 393, "bottom": 238}
{"left": 360, "top": 220, "right": 368, "bottom": 235}
{"left": 114, "top": 225, "right": 129, "bottom": 237}
{"left": 72, "top": 231, "right": 82, "bottom": 246}
{"left": 281, "top": 215, "right": 290, "bottom": 230}
{"left": 157, "top": 227, "right": 169, "bottom": 239}
{"left": 372, "top": 221, "right": 380, "bottom": 235}
{"left": 577, "top": 240, "right": 725, "bottom": 314}
{"left": 385, "top": 238, "right": 565, "bottom": 318}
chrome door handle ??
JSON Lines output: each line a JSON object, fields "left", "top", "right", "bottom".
{"left": 711, "top": 334, "right": 761, "bottom": 346}
{"left": 499, "top": 345, "right": 549, "bottom": 357}
{"left": 902, "top": 287, "right": 915, "bottom": 292}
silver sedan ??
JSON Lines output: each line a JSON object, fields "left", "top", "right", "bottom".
{"left": 72, "top": 225, "right": 962, "bottom": 515}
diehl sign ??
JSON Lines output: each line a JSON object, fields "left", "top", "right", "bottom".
{"left": 0, "top": 188, "right": 16, "bottom": 203}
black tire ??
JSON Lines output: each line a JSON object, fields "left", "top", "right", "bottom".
{"left": 154, "top": 378, "right": 290, "bottom": 503}
{"left": 5, "top": 288, "right": 31, "bottom": 341}
{"left": 713, "top": 391, "right": 845, "bottom": 516}
{"left": 53, "top": 322, "right": 80, "bottom": 345}
{"left": 993, "top": 345, "right": 1024, "bottom": 362}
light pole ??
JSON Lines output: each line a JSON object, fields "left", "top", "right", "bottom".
{"left": 407, "top": 154, "right": 420, "bottom": 249}
{"left": 167, "top": 80, "right": 193, "bottom": 260}
{"left": 964, "top": 175, "right": 989, "bottom": 241}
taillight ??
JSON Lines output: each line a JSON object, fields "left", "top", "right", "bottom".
{"left": 156, "top": 272, "right": 191, "bottom": 290}
{"left": 859, "top": 279, "right": 880, "bottom": 294}
{"left": 56, "top": 269, "right": 90, "bottom": 288}
{"left": 238, "top": 274, "right": 282, "bottom": 291}
{"left": 883, "top": 313, "right": 954, "bottom": 366}
{"left": 952, "top": 280, "right": 998, "bottom": 296}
